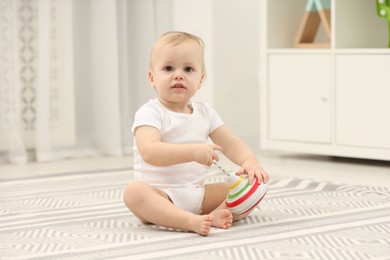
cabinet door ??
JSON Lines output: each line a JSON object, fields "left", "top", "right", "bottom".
{"left": 336, "top": 55, "right": 390, "bottom": 149}
{"left": 268, "top": 54, "right": 331, "bottom": 143}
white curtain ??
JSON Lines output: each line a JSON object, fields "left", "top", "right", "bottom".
{"left": 0, "top": 0, "right": 161, "bottom": 165}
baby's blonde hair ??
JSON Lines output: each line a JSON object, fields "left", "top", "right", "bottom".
{"left": 149, "top": 31, "right": 206, "bottom": 73}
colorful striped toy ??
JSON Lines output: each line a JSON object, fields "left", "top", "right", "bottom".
{"left": 225, "top": 173, "right": 268, "bottom": 216}
{"left": 213, "top": 161, "right": 268, "bottom": 216}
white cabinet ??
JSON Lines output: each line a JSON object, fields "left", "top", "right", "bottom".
{"left": 336, "top": 55, "right": 390, "bottom": 149}
{"left": 260, "top": 0, "right": 390, "bottom": 161}
{"left": 268, "top": 54, "right": 331, "bottom": 143}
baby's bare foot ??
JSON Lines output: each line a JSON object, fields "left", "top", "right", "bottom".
{"left": 211, "top": 208, "right": 233, "bottom": 229}
{"left": 190, "top": 214, "right": 213, "bottom": 236}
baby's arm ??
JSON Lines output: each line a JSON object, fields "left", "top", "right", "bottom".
{"left": 135, "top": 125, "right": 223, "bottom": 166}
{"left": 210, "top": 125, "right": 269, "bottom": 184}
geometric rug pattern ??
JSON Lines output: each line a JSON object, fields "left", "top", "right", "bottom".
{"left": 1, "top": 169, "right": 390, "bottom": 259}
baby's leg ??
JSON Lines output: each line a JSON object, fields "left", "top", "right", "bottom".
{"left": 123, "top": 181, "right": 213, "bottom": 236}
{"left": 202, "top": 183, "right": 233, "bottom": 229}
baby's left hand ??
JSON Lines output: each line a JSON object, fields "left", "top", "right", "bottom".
{"left": 236, "top": 157, "right": 269, "bottom": 184}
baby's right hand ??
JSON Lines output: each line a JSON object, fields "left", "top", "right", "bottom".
{"left": 192, "top": 143, "right": 223, "bottom": 166}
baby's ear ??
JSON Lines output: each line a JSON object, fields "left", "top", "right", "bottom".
{"left": 148, "top": 69, "right": 155, "bottom": 87}
{"left": 199, "top": 73, "right": 206, "bottom": 88}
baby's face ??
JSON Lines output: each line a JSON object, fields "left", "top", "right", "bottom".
{"left": 149, "top": 41, "right": 205, "bottom": 110}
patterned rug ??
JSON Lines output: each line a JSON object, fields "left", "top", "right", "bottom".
{"left": 1, "top": 169, "right": 390, "bottom": 260}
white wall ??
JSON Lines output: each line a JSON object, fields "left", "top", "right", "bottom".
{"left": 212, "top": 0, "right": 260, "bottom": 150}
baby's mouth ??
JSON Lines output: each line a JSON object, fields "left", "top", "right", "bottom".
{"left": 171, "top": 83, "right": 186, "bottom": 89}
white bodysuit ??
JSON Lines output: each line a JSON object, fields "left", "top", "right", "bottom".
{"left": 131, "top": 98, "right": 224, "bottom": 214}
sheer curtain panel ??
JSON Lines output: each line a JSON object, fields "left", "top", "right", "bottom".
{"left": 0, "top": 0, "right": 147, "bottom": 165}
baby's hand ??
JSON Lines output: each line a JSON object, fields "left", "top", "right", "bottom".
{"left": 192, "top": 143, "right": 223, "bottom": 166}
{"left": 236, "top": 157, "right": 269, "bottom": 184}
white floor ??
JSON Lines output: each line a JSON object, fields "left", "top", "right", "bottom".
{"left": 1, "top": 151, "right": 390, "bottom": 188}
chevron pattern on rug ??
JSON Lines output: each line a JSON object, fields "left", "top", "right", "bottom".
{"left": 1, "top": 169, "right": 390, "bottom": 259}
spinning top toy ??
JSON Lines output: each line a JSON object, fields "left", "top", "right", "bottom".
{"left": 214, "top": 161, "right": 268, "bottom": 216}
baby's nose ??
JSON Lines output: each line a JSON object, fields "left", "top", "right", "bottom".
{"left": 174, "top": 72, "right": 183, "bottom": 80}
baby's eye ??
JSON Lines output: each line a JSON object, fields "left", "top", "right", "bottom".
{"left": 184, "top": 67, "right": 193, "bottom": 73}
{"left": 163, "top": 66, "right": 173, "bottom": 72}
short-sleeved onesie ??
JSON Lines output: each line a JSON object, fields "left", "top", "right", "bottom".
{"left": 131, "top": 98, "right": 224, "bottom": 213}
